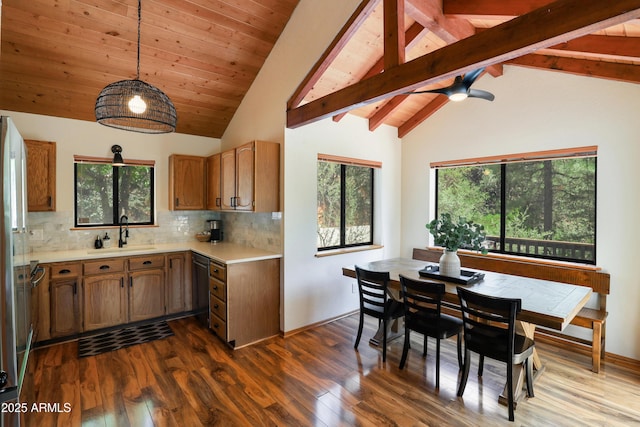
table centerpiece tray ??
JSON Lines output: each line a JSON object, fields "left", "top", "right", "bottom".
{"left": 418, "top": 265, "right": 485, "bottom": 285}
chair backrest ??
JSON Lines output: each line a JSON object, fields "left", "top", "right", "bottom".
{"left": 399, "top": 274, "right": 445, "bottom": 319}
{"left": 355, "top": 266, "right": 391, "bottom": 318}
{"left": 456, "top": 286, "right": 521, "bottom": 362}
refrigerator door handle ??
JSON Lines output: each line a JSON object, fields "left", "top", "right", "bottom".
{"left": 30, "top": 266, "right": 46, "bottom": 288}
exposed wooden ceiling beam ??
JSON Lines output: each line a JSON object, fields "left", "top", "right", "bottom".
{"left": 507, "top": 54, "right": 640, "bottom": 84}
{"left": 443, "top": 0, "right": 554, "bottom": 20}
{"left": 287, "top": 0, "right": 640, "bottom": 129}
{"left": 545, "top": 34, "right": 640, "bottom": 62}
{"left": 286, "top": 0, "right": 380, "bottom": 110}
{"left": 398, "top": 96, "right": 449, "bottom": 138}
{"left": 384, "top": 0, "right": 405, "bottom": 69}
{"left": 333, "top": 22, "right": 427, "bottom": 123}
{"left": 405, "top": 0, "right": 475, "bottom": 44}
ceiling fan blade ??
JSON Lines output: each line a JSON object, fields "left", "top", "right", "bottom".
{"left": 468, "top": 89, "right": 495, "bottom": 101}
{"left": 462, "top": 68, "right": 485, "bottom": 87}
{"left": 404, "top": 87, "right": 452, "bottom": 96}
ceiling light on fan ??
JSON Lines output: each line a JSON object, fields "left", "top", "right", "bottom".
{"left": 407, "top": 68, "right": 495, "bottom": 102}
{"left": 95, "top": 0, "right": 177, "bottom": 133}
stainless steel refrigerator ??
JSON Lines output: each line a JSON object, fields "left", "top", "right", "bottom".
{"left": 0, "top": 116, "right": 41, "bottom": 426}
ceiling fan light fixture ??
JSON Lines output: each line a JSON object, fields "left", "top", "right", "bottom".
{"left": 95, "top": 0, "right": 176, "bottom": 134}
{"left": 448, "top": 92, "right": 468, "bottom": 102}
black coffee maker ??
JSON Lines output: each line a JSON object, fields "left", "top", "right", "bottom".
{"left": 207, "top": 220, "right": 223, "bottom": 242}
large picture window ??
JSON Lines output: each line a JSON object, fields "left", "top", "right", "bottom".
{"left": 317, "top": 155, "right": 377, "bottom": 250}
{"left": 434, "top": 147, "right": 597, "bottom": 263}
{"left": 74, "top": 156, "right": 155, "bottom": 227}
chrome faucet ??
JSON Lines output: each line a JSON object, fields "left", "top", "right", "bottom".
{"left": 118, "top": 215, "right": 129, "bottom": 248}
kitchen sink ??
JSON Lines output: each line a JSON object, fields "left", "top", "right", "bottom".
{"left": 87, "top": 245, "right": 156, "bottom": 254}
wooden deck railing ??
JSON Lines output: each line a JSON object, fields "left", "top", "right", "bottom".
{"left": 485, "top": 236, "right": 594, "bottom": 262}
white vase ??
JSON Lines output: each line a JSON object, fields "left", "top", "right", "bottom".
{"left": 439, "top": 249, "right": 461, "bottom": 277}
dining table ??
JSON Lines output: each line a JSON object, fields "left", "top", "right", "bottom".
{"left": 343, "top": 257, "right": 592, "bottom": 404}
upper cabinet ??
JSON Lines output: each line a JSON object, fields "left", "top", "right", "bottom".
{"left": 25, "top": 139, "right": 56, "bottom": 212}
{"left": 206, "top": 153, "right": 222, "bottom": 210}
{"left": 169, "top": 155, "right": 206, "bottom": 210}
{"left": 215, "top": 140, "right": 280, "bottom": 212}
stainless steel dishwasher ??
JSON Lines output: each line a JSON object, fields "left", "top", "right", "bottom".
{"left": 192, "top": 253, "right": 209, "bottom": 326}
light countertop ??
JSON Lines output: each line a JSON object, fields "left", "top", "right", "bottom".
{"left": 31, "top": 242, "right": 282, "bottom": 265}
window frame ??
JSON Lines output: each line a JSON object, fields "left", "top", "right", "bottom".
{"left": 74, "top": 156, "right": 155, "bottom": 228}
{"left": 432, "top": 146, "right": 597, "bottom": 264}
{"left": 317, "top": 154, "right": 378, "bottom": 251}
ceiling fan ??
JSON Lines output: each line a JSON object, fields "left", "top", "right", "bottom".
{"left": 406, "top": 68, "right": 495, "bottom": 102}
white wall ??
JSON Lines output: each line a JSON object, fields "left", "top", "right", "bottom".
{"left": 401, "top": 66, "right": 640, "bottom": 360}
{"left": 283, "top": 115, "right": 401, "bottom": 332}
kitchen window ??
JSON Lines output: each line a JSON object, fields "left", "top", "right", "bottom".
{"left": 432, "top": 146, "right": 597, "bottom": 264}
{"left": 317, "top": 154, "right": 378, "bottom": 250}
{"left": 74, "top": 156, "right": 155, "bottom": 227}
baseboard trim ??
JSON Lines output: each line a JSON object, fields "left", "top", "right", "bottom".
{"left": 282, "top": 310, "right": 359, "bottom": 338}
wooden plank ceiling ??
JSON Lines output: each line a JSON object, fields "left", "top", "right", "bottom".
{"left": 1, "top": 0, "right": 640, "bottom": 139}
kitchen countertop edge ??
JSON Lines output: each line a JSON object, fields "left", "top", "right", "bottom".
{"left": 31, "top": 242, "right": 282, "bottom": 265}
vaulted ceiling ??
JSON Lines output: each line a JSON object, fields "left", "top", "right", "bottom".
{"left": 1, "top": 0, "right": 640, "bottom": 139}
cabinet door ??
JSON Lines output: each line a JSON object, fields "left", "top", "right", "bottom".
{"left": 206, "top": 154, "right": 222, "bottom": 210}
{"left": 25, "top": 140, "right": 56, "bottom": 212}
{"left": 235, "top": 142, "right": 254, "bottom": 211}
{"left": 220, "top": 149, "right": 236, "bottom": 210}
{"left": 83, "top": 273, "right": 127, "bottom": 331}
{"left": 50, "top": 279, "right": 80, "bottom": 337}
{"left": 129, "top": 269, "right": 165, "bottom": 322}
{"left": 169, "top": 155, "right": 206, "bottom": 210}
{"left": 166, "top": 253, "right": 186, "bottom": 314}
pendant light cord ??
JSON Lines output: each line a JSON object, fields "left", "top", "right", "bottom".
{"left": 136, "top": 0, "right": 141, "bottom": 80}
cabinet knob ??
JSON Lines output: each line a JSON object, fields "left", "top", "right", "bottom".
{"left": 213, "top": 304, "right": 219, "bottom": 309}
{"left": 143, "top": 260, "right": 152, "bottom": 265}
{"left": 99, "top": 265, "right": 110, "bottom": 270}
{"left": 213, "top": 285, "right": 218, "bottom": 290}
{"left": 59, "top": 269, "right": 71, "bottom": 274}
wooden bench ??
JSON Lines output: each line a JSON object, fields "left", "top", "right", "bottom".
{"left": 412, "top": 248, "right": 610, "bottom": 373}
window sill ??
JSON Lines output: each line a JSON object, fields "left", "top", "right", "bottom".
{"left": 70, "top": 224, "right": 159, "bottom": 231}
{"left": 315, "top": 244, "right": 383, "bottom": 258}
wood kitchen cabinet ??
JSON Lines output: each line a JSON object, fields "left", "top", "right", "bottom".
{"left": 128, "top": 255, "right": 165, "bottom": 322}
{"left": 219, "top": 140, "right": 280, "bottom": 212}
{"left": 166, "top": 252, "right": 188, "bottom": 314}
{"left": 49, "top": 262, "right": 82, "bottom": 338}
{"left": 206, "top": 154, "right": 222, "bottom": 210}
{"left": 209, "top": 257, "right": 280, "bottom": 348}
{"left": 82, "top": 259, "right": 127, "bottom": 331}
{"left": 169, "top": 154, "right": 206, "bottom": 210}
{"left": 25, "top": 139, "right": 56, "bottom": 212}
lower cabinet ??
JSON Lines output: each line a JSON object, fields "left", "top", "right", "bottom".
{"left": 209, "top": 258, "right": 280, "bottom": 348}
{"left": 83, "top": 273, "right": 128, "bottom": 331}
{"left": 166, "top": 252, "right": 187, "bottom": 314}
{"left": 50, "top": 278, "right": 81, "bottom": 338}
{"left": 129, "top": 269, "right": 165, "bottom": 322}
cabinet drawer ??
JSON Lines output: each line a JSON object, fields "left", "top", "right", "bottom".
{"left": 129, "top": 255, "right": 165, "bottom": 271}
{"left": 209, "top": 261, "right": 226, "bottom": 282}
{"left": 50, "top": 262, "right": 81, "bottom": 279}
{"left": 209, "top": 277, "right": 226, "bottom": 301}
{"left": 83, "top": 259, "right": 125, "bottom": 275}
{"left": 210, "top": 316, "right": 227, "bottom": 341}
{"left": 210, "top": 294, "right": 226, "bottom": 321}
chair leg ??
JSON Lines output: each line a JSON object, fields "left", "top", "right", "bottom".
{"left": 456, "top": 334, "right": 462, "bottom": 369}
{"left": 507, "top": 360, "right": 514, "bottom": 422}
{"left": 592, "top": 321, "right": 602, "bottom": 373}
{"left": 478, "top": 355, "right": 484, "bottom": 376}
{"left": 423, "top": 336, "right": 428, "bottom": 357}
{"left": 354, "top": 311, "right": 364, "bottom": 350}
{"left": 399, "top": 326, "right": 411, "bottom": 369}
{"left": 382, "top": 318, "right": 387, "bottom": 362}
{"left": 435, "top": 337, "right": 441, "bottom": 389}
{"left": 525, "top": 356, "right": 535, "bottom": 398}
{"left": 457, "top": 348, "right": 471, "bottom": 397}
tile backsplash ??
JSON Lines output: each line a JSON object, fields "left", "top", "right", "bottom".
{"left": 28, "top": 210, "right": 282, "bottom": 254}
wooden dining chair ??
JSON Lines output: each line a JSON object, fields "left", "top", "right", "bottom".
{"left": 354, "top": 266, "right": 404, "bottom": 362}
{"left": 398, "top": 275, "right": 462, "bottom": 389}
{"left": 456, "top": 286, "right": 535, "bottom": 422}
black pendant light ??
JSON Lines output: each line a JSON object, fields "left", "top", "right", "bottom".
{"left": 95, "top": 0, "right": 177, "bottom": 133}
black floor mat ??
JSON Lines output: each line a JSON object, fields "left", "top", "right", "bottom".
{"left": 78, "top": 321, "right": 174, "bottom": 358}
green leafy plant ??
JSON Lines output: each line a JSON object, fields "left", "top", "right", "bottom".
{"left": 426, "top": 213, "right": 488, "bottom": 253}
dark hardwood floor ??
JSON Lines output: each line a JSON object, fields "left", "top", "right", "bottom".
{"left": 24, "top": 315, "right": 640, "bottom": 426}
